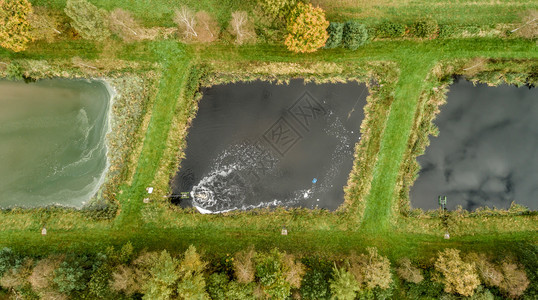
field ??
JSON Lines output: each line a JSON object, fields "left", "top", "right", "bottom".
{"left": 0, "top": 0, "right": 537, "bottom": 298}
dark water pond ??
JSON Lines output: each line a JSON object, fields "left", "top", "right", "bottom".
{"left": 411, "top": 79, "right": 538, "bottom": 211}
{"left": 0, "top": 79, "right": 110, "bottom": 208}
{"left": 171, "top": 80, "right": 368, "bottom": 213}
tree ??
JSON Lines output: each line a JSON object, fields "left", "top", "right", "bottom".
{"left": 324, "top": 22, "right": 344, "bottom": 49}
{"left": 396, "top": 257, "right": 423, "bottom": 284}
{"left": 260, "top": 0, "right": 297, "bottom": 20}
{"left": 349, "top": 247, "right": 392, "bottom": 290}
{"left": 285, "top": 3, "right": 329, "bottom": 53}
{"left": 342, "top": 21, "right": 368, "bottom": 50}
{"left": 434, "top": 248, "right": 480, "bottom": 297}
{"left": 176, "top": 245, "right": 208, "bottom": 299}
{"left": 64, "top": 0, "right": 110, "bottom": 41}
{"left": 28, "top": 6, "right": 61, "bottom": 42}
{"left": 110, "top": 264, "right": 140, "bottom": 296}
{"left": 0, "top": 0, "right": 33, "bottom": 52}
{"left": 233, "top": 247, "right": 256, "bottom": 283}
{"left": 498, "top": 262, "right": 529, "bottom": 298}
{"left": 330, "top": 265, "right": 359, "bottom": 300}
{"left": 174, "top": 6, "right": 197, "bottom": 40}
{"left": 229, "top": 11, "right": 256, "bottom": 45}
{"left": 53, "top": 258, "right": 89, "bottom": 294}
{"left": 255, "top": 249, "right": 291, "bottom": 299}
{"left": 194, "top": 11, "right": 219, "bottom": 43}
{"left": 465, "top": 253, "right": 502, "bottom": 288}
{"left": 0, "top": 248, "right": 21, "bottom": 277}
{"left": 282, "top": 253, "right": 305, "bottom": 289}
{"left": 143, "top": 250, "right": 180, "bottom": 300}
{"left": 108, "top": 8, "right": 142, "bottom": 42}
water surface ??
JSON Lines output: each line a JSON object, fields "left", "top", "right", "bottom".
{"left": 411, "top": 79, "right": 538, "bottom": 211}
{"left": 171, "top": 80, "right": 368, "bottom": 213}
{"left": 0, "top": 79, "right": 110, "bottom": 208}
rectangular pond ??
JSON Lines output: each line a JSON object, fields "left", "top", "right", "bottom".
{"left": 0, "top": 79, "right": 110, "bottom": 208}
{"left": 411, "top": 79, "right": 538, "bottom": 211}
{"left": 171, "top": 80, "right": 369, "bottom": 213}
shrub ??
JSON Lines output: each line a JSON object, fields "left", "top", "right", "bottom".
{"left": 376, "top": 21, "right": 406, "bottom": 38}
{"left": 330, "top": 265, "right": 359, "bottom": 300}
{"left": 413, "top": 17, "right": 438, "bottom": 38}
{"left": 225, "top": 281, "right": 255, "bottom": 299}
{"left": 324, "top": 22, "right": 344, "bottom": 48}
{"left": 438, "top": 24, "right": 455, "bottom": 38}
{"left": 64, "top": 0, "right": 110, "bottom": 41}
{"left": 342, "top": 21, "right": 368, "bottom": 50}
{"left": 434, "top": 248, "right": 480, "bottom": 296}
{"left": 285, "top": 2, "right": 329, "bottom": 53}
{"left": 396, "top": 257, "right": 423, "bottom": 284}
{"left": 0, "top": 0, "right": 33, "bottom": 52}
{"left": 0, "top": 248, "right": 20, "bottom": 277}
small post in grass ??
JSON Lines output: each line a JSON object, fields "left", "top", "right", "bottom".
{"left": 281, "top": 226, "right": 288, "bottom": 236}
{"left": 41, "top": 227, "right": 47, "bottom": 236}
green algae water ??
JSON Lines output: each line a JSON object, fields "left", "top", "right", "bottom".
{"left": 0, "top": 79, "right": 111, "bottom": 208}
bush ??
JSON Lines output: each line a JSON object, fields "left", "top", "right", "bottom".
{"left": 342, "top": 21, "right": 369, "bottom": 50}
{"left": 376, "top": 21, "right": 406, "bottom": 38}
{"left": 53, "top": 257, "right": 91, "bottom": 294}
{"left": 0, "top": 248, "right": 20, "bottom": 277}
{"left": 413, "top": 18, "right": 438, "bottom": 38}
{"left": 284, "top": 2, "right": 329, "bottom": 53}
{"left": 438, "top": 24, "right": 455, "bottom": 38}
{"left": 396, "top": 258, "right": 423, "bottom": 284}
{"left": 330, "top": 265, "right": 359, "bottom": 300}
{"left": 324, "top": 22, "right": 344, "bottom": 48}
{"left": 260, "top": 0, "right": 298, "bottom": 20}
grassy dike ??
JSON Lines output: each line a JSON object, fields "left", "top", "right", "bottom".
{"left": 0, "top": 37, "right": 536, "bottom": 260}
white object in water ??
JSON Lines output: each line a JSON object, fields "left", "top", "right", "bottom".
{"left": 41, "top": 227, "right": 47, "bottom": 235}
{"left": 147, "top": 187, "right": 153, "bottom": 194}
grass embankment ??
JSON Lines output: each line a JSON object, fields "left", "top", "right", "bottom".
{"left": 314, "top": 0, "right": 538, "bottom": 26}
{"left": 0, "top": 38, "right": 536, "bottom": 259}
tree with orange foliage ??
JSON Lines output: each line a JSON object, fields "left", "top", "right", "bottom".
{"left": 0, "top": 0, "right": 33, "bottom": 52}
{"left": 284, "top": 2, "right": 329, "bottom": 53}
